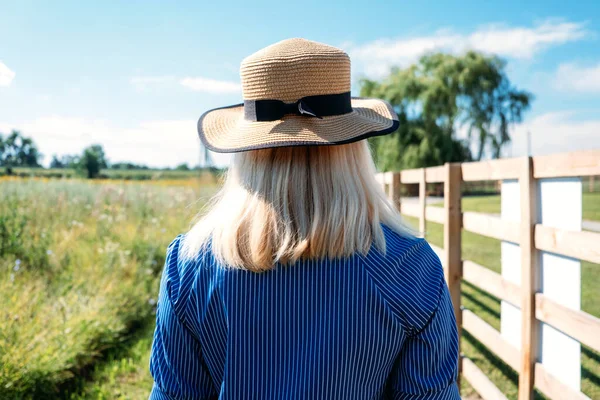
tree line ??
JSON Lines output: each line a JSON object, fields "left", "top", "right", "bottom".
{"left": 0, "top": 131, "right": 42, "bottom": 170}
{"left": 0, "top": 131, "right": 198, "bottom": 179}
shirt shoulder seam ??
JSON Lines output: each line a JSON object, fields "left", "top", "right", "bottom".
{"left": 410, "top": 269, "right": 446, "bottom": 337}
{"left": 361, "top": 238, "right": 428, "bottom": 335}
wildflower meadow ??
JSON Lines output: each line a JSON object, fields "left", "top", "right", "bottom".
{"left": 0, "top": 178, "right": 217, "bottom": 399}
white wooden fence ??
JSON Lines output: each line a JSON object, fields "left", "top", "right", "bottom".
{"left": 376, "top": 150, "right": 600, "bottom": 400}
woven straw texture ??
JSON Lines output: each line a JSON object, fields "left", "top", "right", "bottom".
{"left": 198, "top": 38, "right": 399, "bottom": 153}
{"left": 241, "top": 38, "right": 350, "bottom": 102}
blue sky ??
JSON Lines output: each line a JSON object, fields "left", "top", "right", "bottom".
{"left": 1, "top": 0, "right": 599, "bottom": 167}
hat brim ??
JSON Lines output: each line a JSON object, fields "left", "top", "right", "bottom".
{"left": 197, "top": 98, "right": 399, "bottom": 153}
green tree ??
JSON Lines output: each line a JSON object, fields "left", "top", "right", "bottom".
{"left": 50, "top": 154, "right": 79, "bottom": 169}
{"left": 175, "top": 163, "right": 190, "bottom": 171}
{"left": 77, "top": 144, "right": 107, "bottom": 179}
{"left": 0, "top": 135, "right": 4, "bottom": 167}
{"left": 0, "top": 130, "right": 42, "bottom": 171}
{"left": 111, "top": 162, "right": 149, "bottom": 170}
{"left": 50, "top": 155, "right": 64, "bottom": 169}
{"left": 88, "top": 144, "right": 108, "bottom": 169}
{"left": 360, "top": 51, "right": 532, "bottom": 171}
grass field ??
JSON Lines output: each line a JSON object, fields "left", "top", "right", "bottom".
{"left": 1, "top": 178, "right": 597, "bottom": 399}
{"left": 0, "top": 166, "right": 222, "bottom": 181}
{"left": 67, "top": 319, "right": 156, "bottom": 399}
{"left": 0, "top": 178, "right": 215, "bottom": 399}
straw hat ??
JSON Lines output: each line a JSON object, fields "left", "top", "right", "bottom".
{"left": 197, "top": 38, "right": 399, "bottom": 153}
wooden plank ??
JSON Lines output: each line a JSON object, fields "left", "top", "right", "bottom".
{"left": 400, "top": 203, "right": 420, "bottom": 218}
{"left": 534, "top": 363, "right": 591, "bottom": 400}
{"left": 401, "top": 204, "right": 445, "bottom": 224}
{"left": 535, "top": 224, "right": 600, "bottom": 265}
{"left": 463, "top": 309, "right": 521, "bottom": 371}
{"left": 400, "top": 168, "right": 421, "bottom": 183}
{"left": 462, "top": 260, "right": 520, "bottom": 306}
{"left": 425, "top": 206, "right": 445, "bottom": 224}
{"left": 390, "top": 172, "right": 402, "bottom": 211}
{"left": 382, "top": 171, "right": 394, "bottom": 183}
{"left": 444, "top": 163, "right": 462, "bottom": 346}
{"left": 462, "top": 357, "right": 509, "bottom": 400}
{"left": 419, "top": 168, "right": 426, "bottom": 234}
{"left": 375, "top": 172, "right": 388, "bottom": 196}
{"left": 533, "top": 149, "right": 600, "bottom": 178}
{"left": 461, "top": 157, "right": 523, "bottom": 182}
{"left": 376, "top": 171, "right": 393, "bottom": 193}
{"left": 535, "top": 293, "right": 600, "bottom": 353}
{"left": 425, "top": 165, "right": 445, "bottom": 183}
{"left": 518, "top": 156, "right": 540, "bottom": 400}
{"left": 462, "top": 212, "right": 520, "bottom": 243}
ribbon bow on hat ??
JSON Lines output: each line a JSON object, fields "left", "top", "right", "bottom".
{"left": 243, "top": 92, "right": 353, "bottom": 122}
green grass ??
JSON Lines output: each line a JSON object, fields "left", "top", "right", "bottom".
{"left": 0, "top": 179, "right": 216, "bottom": 399}
{"left": 583, "top": 192, "right": 600, "bottom": 222}
{"left": 432, "top": 192, "right": 600, "bottom": 222}
{"left": 0, "top": 166, "right": 223, "bottom": 181}
{"left": 67, "top": 318, "right": 156, "bottom": 400}
{"left": 403, "top": 216, "right": 600, "bottom": 399}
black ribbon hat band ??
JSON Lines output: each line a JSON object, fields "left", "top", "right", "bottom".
{"left": 243, "top": 92, "right": 353, "bottom": 122}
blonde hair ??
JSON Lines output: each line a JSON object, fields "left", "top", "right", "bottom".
{"left": 183, "top": 140, "right": 411, "bottom": 271}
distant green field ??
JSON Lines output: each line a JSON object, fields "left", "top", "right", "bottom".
{"left": 0, "top": 166, "right": 222, "bottom": 181}
{"left": 431, "top": 193, "right": 600, "bottom": 222}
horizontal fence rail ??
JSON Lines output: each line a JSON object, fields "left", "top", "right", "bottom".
{"left": 462, "top": 309, "right": 521, "bottom": 371}
{"left": 535, "top": 294, "right": 600, "bottom": 352}
{"left": 375, "top": 149, "right": 600, "bottom": 400}
{"left": 462, "top": 356, "right": 510, "bottom": 400}
{"left": 534, "top": 225, "right": 600, "bottom": 265}
{"left": 462, "top": 212, "right": 520, "bottom": 243}
{"left": 462, "top": 260, "right": 521, "bottom": 307}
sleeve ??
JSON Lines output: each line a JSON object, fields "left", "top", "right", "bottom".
{"left": 388, "top": 242, "right": 460, "bottom": 400}
{"left": 387, "top": 251, "right": 461, "bottom": 399}
{"left": 149, "top": 236, "right": 217, "bottom": 400}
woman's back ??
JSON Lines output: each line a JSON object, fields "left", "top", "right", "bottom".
{"left": 150, "top": 226, "right": 459, "bottom": 399}
{"left": 148, "top": 38, "right": 460, "bottom": 399}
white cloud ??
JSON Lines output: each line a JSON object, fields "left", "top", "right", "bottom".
{"left": 510, "top": 111, "right": 600, "bottom": 157}
{"left": 0, "top": 61, "right": 16, "bottom": 87}
{"left": 554, "top": 62, "right": 600, "bottom": 93}
{"left": 0, "top": 116, "right": 231, "bottom": 168}
{"left": 179, "top": 77, "right": 241, "bottom": 94}
{"left": 130, "top": 75, "right": 241, "bottom": 94}
{"left": 130, "top": 75, "right": 175, "bottom": 90}
{"left": 348, "top": 20, "right": 589, "bottom": 77}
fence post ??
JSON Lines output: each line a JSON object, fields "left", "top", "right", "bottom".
{"left": 419, "top": 168, "right": 427, "bottom": 234}
{"left": 518, "top": 156, "right": 540, "bottom": 400}
{"left": 444, "top": 163, "right": 462, "bottom": 367}
{"left": 390, "top": 172, "right": 402, "bottom": 211}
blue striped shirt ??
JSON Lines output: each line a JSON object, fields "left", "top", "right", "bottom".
{"left": 149, "top": 225, "right": 460, "bottom": 399}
